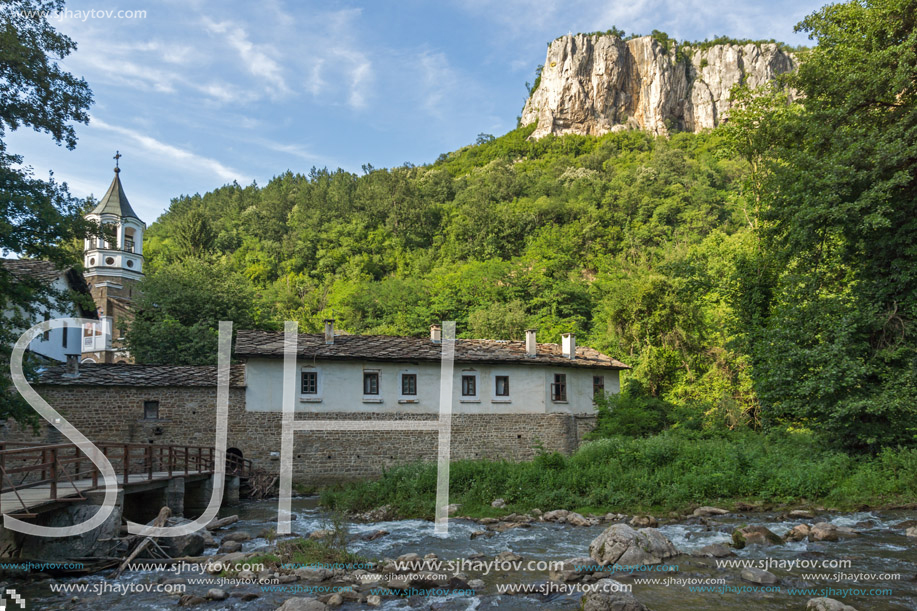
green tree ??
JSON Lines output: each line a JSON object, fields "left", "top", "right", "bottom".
{"left": 732, "top": 0, "right": 917, "bottom": 450}
{"left": 125, "top": 258, "right": 256, "bottom": 364}
{"left": 1, "top": 0, "right": 94, "bottom": 421}
{"left": 173, "top": 208, "right": 216, "bottom": 256}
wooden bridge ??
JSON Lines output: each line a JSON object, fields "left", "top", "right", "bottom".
{"left": 0, "top": 442, "right": 252, "bottom": 518}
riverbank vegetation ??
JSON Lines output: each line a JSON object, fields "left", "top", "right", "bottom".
{"left": 319, "top": 430, "right": 917, "bottom": 519}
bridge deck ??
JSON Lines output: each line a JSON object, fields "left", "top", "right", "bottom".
{"left": 0, "top": 470, "right": 210, "bottom": 515}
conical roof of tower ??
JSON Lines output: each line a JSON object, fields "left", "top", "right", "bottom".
{"left": 89, "top": 168, "right": 141, "bottom": 220}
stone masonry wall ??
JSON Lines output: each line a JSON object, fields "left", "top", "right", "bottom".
{"left": 2, "top": 385, "right": 590, "bottom": 484}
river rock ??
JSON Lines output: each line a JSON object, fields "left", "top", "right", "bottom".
{"left": 740, "top": 567, "right": 778, "bottom": 584}
{"left": 470, "top": 530, "right": 494, "bottom": 540}
{"left": 589, "top": 524, "right": 678, "bottom": 566}
{"left": 543, "top": 509, "right": 570, "bottom": 522}
{"left": 223, "top": 531, "right": 252, "bottom": 542}
{"left": 732, "top": 525, "right": 783, "bottom": 548}
{"left": 694, "top": 543, "right": 735, "bottom": 558}
{"left": 807, "top": 597, "right": 859, "bottom": 611}
{"left": 784, "top": 524, "right": 811, "bottom": 542}
{"left": 308, "top": 529, "right": 331, "bottom": 540}
{"left": 566, "top": 512, "right": 593, "bottom": 526}
{"left": 275, "top": 598, "right": 327, "bottom": 611}
{"left": 326, "top": 593, "right": 343, "bottom": 607}
{"left": 468, "top": 578, "right": 485, "bottom": 590}
{"left": 693, "top": 506, "right": 729, "bottom": 517}
{"left": 581, "top": 578, "right": 649, "bottom": 611}
{"left": 218, "top": 540, "right": 242, "bottom": 553}
{"left": 789, "top": 509, "right": 816, "bottom": 519}
{"left": 362, "top": 529, "right": 388, "bottom": 541}
{"left": 446, "top": 504, "right": 461, "bottom": 515}
{"left": 491, "top": 498, "right": 506, "bottom": 508}
{"left": 159, "top": 520, "right": 205, "bottom": 557}
{"left": 629, "top": 515, "right": 658, "bottom": 528}
{"left": 809, "top": 522, "right": 845, "bottom": 542}
{"left": 179, "top": 594, "right": 208, "bottom": 606}
{"left": 207, "top": 589, "right": 229, "bottom": 600}
{"left": 549, "top": 557, "right": 592, "bottom": 582}
{"left": 237, "top": 569, "right": 256, "bottom": 580}
{"left": 906, "top": 526, "right": 917, "bottom": 537}
{"left": 531, "top": 508, "right": 543, "bottom": 517}
{"left": 294, "top": 567, "right": 331, "bottom": 581}
{"left": 496, "top": 551, "right": 523, "bottom": 563}
{"left": 366, "top": 595, "right": 382, "bottom": 606}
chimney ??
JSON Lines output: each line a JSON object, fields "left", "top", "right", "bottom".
{"left": 65, "top": 354, "right": 80, "bottom": 377}
{"left": 562, "top": 333, "right": 576, "bottom": 359}
{"left": 525, "top": 329, "right": 537, "bottom": 357}
{"left": 323, "top": 319, "right": 334, "bottom": 345}
{"left": 430, "top": 324, "right": 442, "bottom": 343}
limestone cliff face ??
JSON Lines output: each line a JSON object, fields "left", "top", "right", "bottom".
{"left": 520, "top": 34, "right": 795, "bottom": 137}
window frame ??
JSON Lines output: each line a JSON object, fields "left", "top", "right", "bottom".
{"left": 398, "top": 370, "right": 419, "bottom": 403}
{"left": 593, "top": 375, "right": 605, "bottom": 401}
{"left": 460, "top": 371, "right": 479, "bottom": 402}
{"left": 298, "top": 366, "right": 322, "bottom": 402}
{"left": 362, "top": 369, "right": 382, "bottom": 402}
{"left": 143, "top": 400, "right": 160, "bottom": 420}
{"left": 491, "top": 371, "right": 511, "bottom": 403}
{"left": 551, "top": 373, "right": 568, "bottom": 402}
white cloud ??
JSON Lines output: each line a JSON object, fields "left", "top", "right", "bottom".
{"left": 201, "top": 17, "right": 289, "bottom": 96}
{"left": 90, "top": 117, "right": 248, "bottom": 184}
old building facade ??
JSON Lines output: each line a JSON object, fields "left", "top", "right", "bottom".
{"left": 6, "top": 325, "right": 627, "bottom": 484}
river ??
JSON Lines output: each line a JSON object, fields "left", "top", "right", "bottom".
{"left": 11, "top": 497, "right": 917, "bottom": 610}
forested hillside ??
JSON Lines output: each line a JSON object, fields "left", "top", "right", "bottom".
{"left": 131, "top": 0, "right": 917, "bottom": 454}
{"left": 136, "top": 127, "right": 758, "bottom": 430}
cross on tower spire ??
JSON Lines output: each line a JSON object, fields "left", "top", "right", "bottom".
{"left": 113, "top": 150, "right": 122, "bottom": 173}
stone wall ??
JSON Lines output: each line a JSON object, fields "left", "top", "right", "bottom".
{"left": 2, "top": 385, "right": 591, "bottom": 484}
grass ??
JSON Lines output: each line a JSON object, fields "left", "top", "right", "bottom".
{"left": 319, "top": 430, "right": 917, "bottom": 519}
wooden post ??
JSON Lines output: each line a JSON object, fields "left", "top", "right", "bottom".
{"left": 50, "top": 446, "right": 58, "bottom": 500}
{"left": 123, "top": 445, "right": 129, "bottom": 486}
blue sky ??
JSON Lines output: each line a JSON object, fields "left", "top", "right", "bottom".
{"left": 8, "top": 0, "right": 826, "bottom": 225}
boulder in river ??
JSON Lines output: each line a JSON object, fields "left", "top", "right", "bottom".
{"left": 694, "top": 543, "right": 735, "bottom": 558}
{"left": 807, "top": 597, "right": 859, "bottom": 611}
{"left": 581, "top": 578, "right": 650, "bottom": 611}
{"left": 693, "top": 506, "right": 729, "bottom": 517}
{"left": 589, "top": 524, "right": 678, "bottom": 566}
{"left": 784, "top": 524, "right": 811, "bottom": 542}
{"left": 218, "top": 540, "right": 242, "bottom": 554}
{"left": 904, "top": 526, "right": 916, "bottom": 538}
{"left": 566, "top": 512, "right": 593, "bottom": 526}
{"left": 740, "top": 567, "right": 778, "bottom": 584}
{"left": 808, "top": 522, "right": 857, "bottom": 542}
{"left": 732, "top": 525, "right": 783, "bottom": 548}
{"left": 629, "top": 515, "right": 658, "bottom": 528}
{"left": 222, "top": 531, "right": 252, "bottom": 542}
{"left": 543, "top": 509, "right": 570, "bottom": 522}
{"left": 275, "top": 598, "right": 328, "bottom": 611}
{"left": 789, "top": 509, "right": 816, "bottom": 519}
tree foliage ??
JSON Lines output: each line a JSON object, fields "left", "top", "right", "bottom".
{"left": 1, "top": 0, "right": 94, "bottom": 422}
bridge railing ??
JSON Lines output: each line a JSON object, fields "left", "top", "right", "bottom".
{"left": 0, "top": 441, "right": 250, "bottom": 516}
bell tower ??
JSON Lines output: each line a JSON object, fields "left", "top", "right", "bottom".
{"left": 81, "top": 152, "right": 145, "bottom": 363}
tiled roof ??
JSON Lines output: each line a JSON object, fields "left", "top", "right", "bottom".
{"left": 36, "top": 364, "right": 246, "bottom": 387}
{"left": 1, "top": 259, "right": 66, "bottom": 283}
{"left": 235, "top": 330, "right": 629, "bottom": 370}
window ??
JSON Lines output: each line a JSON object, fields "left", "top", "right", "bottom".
{"left": 593, "top": 375, "right": 605, "bottom": 397}
{"left": 144, "top": 400, "right": 160, "bottom": 420}
{"left": 401, "top": 373, "right": 417, "bottom": 396}
{"left": 495, "top": 375, "right": 510, "bottom": 397}
{"left": 363, "top": 372, "right": 379, "bottom": 395}
{"left": 301, "top": 371, "right": 318, "bottom": 395}
{"left": 461, "top": 375, "right": 477, "bottom": 397}
{"left": 551, "top": 373, "right": 567, "bottom": 402}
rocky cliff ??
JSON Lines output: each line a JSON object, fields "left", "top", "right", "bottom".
{"left": 520, "top": 34, "right": 796, "bottom": 137}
